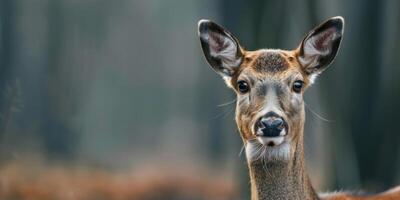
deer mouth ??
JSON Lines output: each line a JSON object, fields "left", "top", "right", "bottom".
{"left": 256, "top": 129, "right": 287, "bottom": 147}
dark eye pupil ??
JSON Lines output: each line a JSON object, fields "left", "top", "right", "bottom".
{"left": 293, "top": 81, "right": 303, "bottom": 93}
{"left": 238, "top": 81, "right": 249, "bottom": 93}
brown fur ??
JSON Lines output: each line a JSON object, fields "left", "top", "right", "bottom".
{"left": 321, "top": 186, "right": 400, "bottom": 200}
{"left": 252, "top": 51, "right": 289, "bottom": 73}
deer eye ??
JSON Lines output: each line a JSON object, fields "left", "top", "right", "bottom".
{"left": 292, "top": 80, "right": 303, "bottom": 93}
{"left": 237, "top": 80, "right": 250, "bottom": 93}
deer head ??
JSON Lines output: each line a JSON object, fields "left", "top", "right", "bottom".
{"left": 198, "top": 17, "right": 344, "bottom": 164}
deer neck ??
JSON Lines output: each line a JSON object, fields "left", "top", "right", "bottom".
{"left": 247, "top": 134, "right": 319, "bottom": 200}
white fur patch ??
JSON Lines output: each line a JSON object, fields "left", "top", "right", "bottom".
{"left": 245, "top": 139, "right": 291, "bottom": 162}
{"left": 245, "top": 141, "right": 263, "bottom": 162}
{"left": 308, "top": 73, "right": 319, "bottom": 84}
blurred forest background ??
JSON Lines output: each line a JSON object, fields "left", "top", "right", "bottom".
{"left": 0, "top": 0, "right": 400, "bottom": 199}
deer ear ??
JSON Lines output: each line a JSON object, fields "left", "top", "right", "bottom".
{"left": 297, "top": 16, "right": 344, "bottom": 76}
{"left": 198, "top": 19, "right": 243, "bottom": 78}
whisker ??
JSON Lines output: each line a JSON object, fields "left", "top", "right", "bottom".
{"left": 261, "top": 147, "right": 268, "bottom": 173}
{"left": 209, "top": 106, "right": 234, "bottom": 120}
{"left": 254, "top": 144, "right": 265, "bottom": 161}
{"left": 238, "top": 143, "right": 246, "bottom": 157}
{"left": 304, "top": 102, "right": 333, "bottom": 122}
{"left": 217, "top": 98, "right": 237, "bottom": 107}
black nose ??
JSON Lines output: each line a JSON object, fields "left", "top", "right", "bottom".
{"left": 256, "top": 116, "right": 285, "bottom": 137}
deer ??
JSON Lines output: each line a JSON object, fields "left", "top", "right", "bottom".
{"left": 197, "top": 16, "right": 400, "bottom": 200}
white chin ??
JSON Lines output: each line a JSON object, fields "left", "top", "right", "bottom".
{"left": 246, "top": 136, "right": 291, "bottom": 162}
{"left": 257, "top": 136, "right": 285, "bottom": 146}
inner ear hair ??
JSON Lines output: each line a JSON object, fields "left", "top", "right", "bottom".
{"left": 198, "top": 19, "right": 243, "bottom": 77}
{"left": 298, "top": 16, "right": 344, "bottom": 75}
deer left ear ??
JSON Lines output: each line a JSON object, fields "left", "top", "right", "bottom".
{"left": 198, "top": 19, "right": 243, "bottom": 78}
{"left": 297, "top": 16, "right": 344, "bottom": 76}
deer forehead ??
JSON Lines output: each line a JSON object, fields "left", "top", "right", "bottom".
{"left": 233, "top": 49, "right": 305, "bottom": 85}
{"left": 251, "top": 50, "right": 289, "bottom": 73}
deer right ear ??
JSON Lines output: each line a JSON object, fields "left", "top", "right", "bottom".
{"left": 297, "top": 16, "right": 344, "bottom": 77}
{"left": 198, "top": 19, "right": 243, "bottom": 78}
